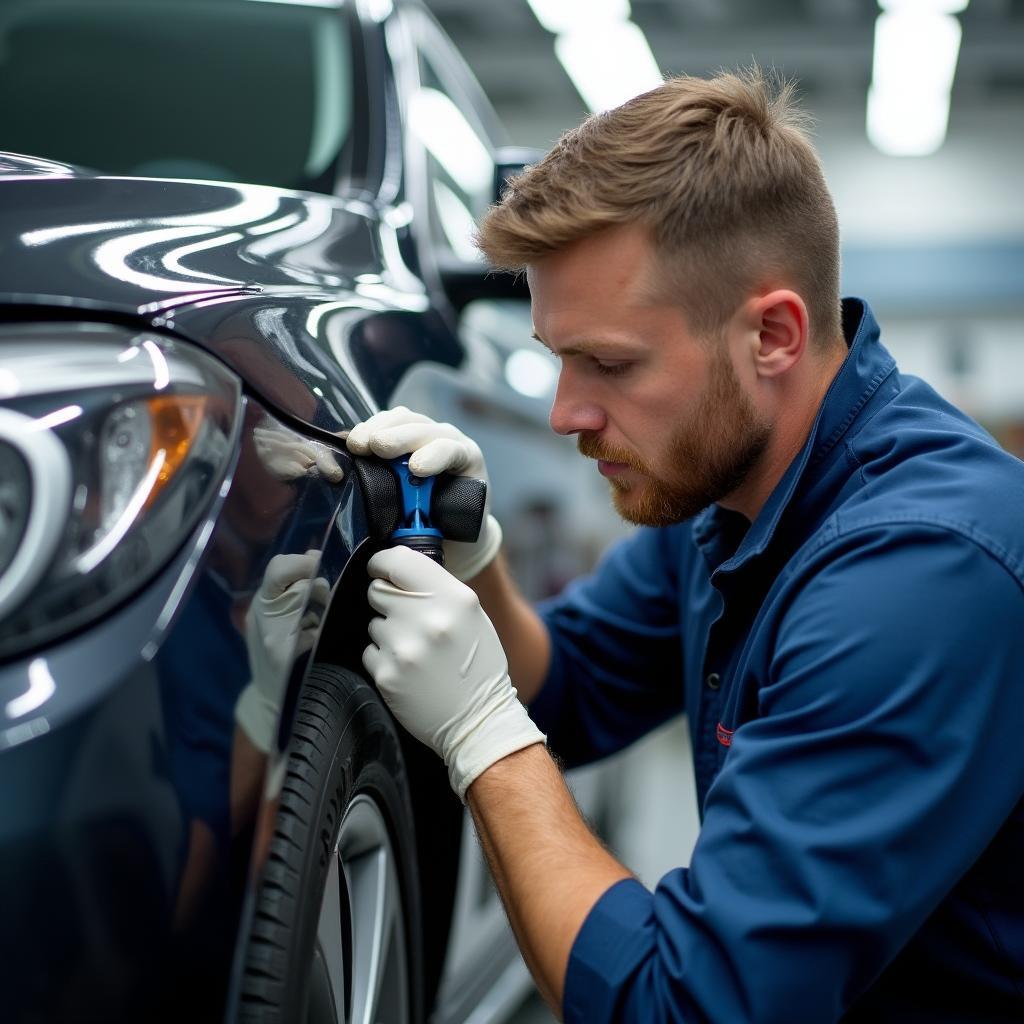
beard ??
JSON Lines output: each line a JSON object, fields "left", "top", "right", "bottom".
{"left": 577, "top": 348, "right": 772, "bottom": 526}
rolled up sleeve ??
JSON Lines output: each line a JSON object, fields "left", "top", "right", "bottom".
{"left": 559, "top": 525, "right": 1024, "bottom": 1023}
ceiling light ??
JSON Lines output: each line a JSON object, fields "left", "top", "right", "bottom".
{"left": 526, "top": 0, "right": 630, "bottom": 34}
{"left": 872, "top": 10, "right": 962, "bottom": 95}
{"left": 878, "top": 0, "right": 969, "bottom": 13}
{"left": 867, "top": 10, "right": 962, "bottom": 156}
{"left": 555, "top": 22, "right": 662, "bottom": 113}
{"left": 866, "top": 84, "right": 952, "bottom": 156}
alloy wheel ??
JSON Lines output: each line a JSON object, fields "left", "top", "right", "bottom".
{"left": 310, "top": 794, "right": 409, "bottom": 1024}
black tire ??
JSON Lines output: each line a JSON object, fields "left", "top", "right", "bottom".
{"left": 237, "top": 665, "right": 423, "bottom": 1024}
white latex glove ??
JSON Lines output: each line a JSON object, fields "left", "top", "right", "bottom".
{"left": 363, "top": 545, "right": 544, "bottom": 801}
{"left": 346, "top": 406, "right": 502, "bottom": 581}
{"left": 254, "top": 423, "right": 344, "bottom": 483}
{"left": 236, "top": 550, "right": 331, "bottom": 753}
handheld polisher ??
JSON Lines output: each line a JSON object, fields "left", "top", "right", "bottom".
{"left": 351, "top": 454, "right": 488, "bottom": 567}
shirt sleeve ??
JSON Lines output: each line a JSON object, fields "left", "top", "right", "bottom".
{"left": 562, "top": 524, "right": 1024, "bottom": 1024}
{"left": 529, "top": 525, "right": 685, "bottom": 767}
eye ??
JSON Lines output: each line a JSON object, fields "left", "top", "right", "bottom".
{"left": 594, "top": 359, "right": 631, "bottom": 377}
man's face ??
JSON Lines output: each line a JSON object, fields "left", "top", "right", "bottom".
{"left": 528, "top": 224, "right": 772, "bottom": 526}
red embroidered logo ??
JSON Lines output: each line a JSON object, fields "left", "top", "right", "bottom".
{"left": 716, "top": 723, "right": 734, "bottom": 747}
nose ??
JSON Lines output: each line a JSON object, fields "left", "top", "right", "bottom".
{"left": 549, "top": 367, "right": 606, "bottom": 436}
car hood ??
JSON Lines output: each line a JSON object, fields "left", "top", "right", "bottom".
{"left": 0, "top": 154, "right": 453, "bottom": 432}
{"left": 0, "top": 154, "right": 401, "bottom": 309}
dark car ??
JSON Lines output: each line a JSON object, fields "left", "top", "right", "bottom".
{"left": 0, "top": 1, "right": 589, "bottom": 1021}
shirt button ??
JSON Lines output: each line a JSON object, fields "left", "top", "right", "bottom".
{"left": 706, "top": 672, "right": 721, "bottom": 691}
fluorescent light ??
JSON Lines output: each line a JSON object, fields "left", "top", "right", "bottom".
{"left": 555, "top": 22, "right": 662, "bottom": 113}
{"left": 867, "top": 10, "right": 962, "bottom": 156}
{"left": 867, "top": 84, "right": 952, "bottom": 155}
{"left": 408, "top": 88, "right": 492, "bottom": 196}
{"left": 526, "top": 0, "right": 630, "bottom": 34}
{"left": 872, "top": 11, "right": 962, "bottom": 95}
{"left": 879, "top": 0, "right": 968, "bottom": 12}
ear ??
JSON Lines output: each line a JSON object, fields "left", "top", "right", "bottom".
{"left": 746, "top": 290, "right": 808, "bottom": 379}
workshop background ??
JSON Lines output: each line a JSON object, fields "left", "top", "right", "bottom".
{"left": 0, "top": 1, "right": 1021, "bottom": 1021}
{"left": 420, "top": 1, "right": 1024, "bottom": 1020}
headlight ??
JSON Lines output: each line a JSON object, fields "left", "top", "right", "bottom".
{"left": 0, "top": 323, "right": 241, "bottom": 661}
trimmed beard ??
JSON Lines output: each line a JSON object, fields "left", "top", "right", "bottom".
{"left": 578, "top": 347, "right": 772, "bottom": 526}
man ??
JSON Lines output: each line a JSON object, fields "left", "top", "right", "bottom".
{"left": 347, "top": 71, "right": 1024, "bottom": 1022}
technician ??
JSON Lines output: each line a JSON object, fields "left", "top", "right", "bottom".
{"left": 347, "top": 71, "right": 1024, "bottom": 1022}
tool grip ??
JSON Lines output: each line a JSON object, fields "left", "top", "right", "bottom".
{"left": 349, "top": 454, "right": 486, "bottom": 567}
{"left": 395, "top": 535, "right": 445, "bottom": 565}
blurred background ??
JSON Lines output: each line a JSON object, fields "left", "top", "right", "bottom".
{"left": 431, "top": 0, "right": 1024, "bottom": 456}
{"left": 0, "top": 2, "right": 1018, "bottom": 1020}
{"left": 417, "top": 2, "right": 1022, "bottom": 1018}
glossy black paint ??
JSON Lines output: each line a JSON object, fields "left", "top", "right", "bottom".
{"left": 0, "top": 399, "right": 365, "bottom": 1021}
{"left": 0, "top": 1, "right": 515, "bottom": 1020}
{"left": 0, "top": 163, "right": 463, "bottom": 430}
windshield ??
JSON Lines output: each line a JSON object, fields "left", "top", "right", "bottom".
{"left": 0, "top": 0, "right": 360, "bottom": 194}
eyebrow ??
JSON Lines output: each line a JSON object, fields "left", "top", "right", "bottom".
{"left": 530, "top": 330, "right": 640, "bottom": 358}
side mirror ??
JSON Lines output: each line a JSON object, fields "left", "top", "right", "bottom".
{"left": 439, "top": 146, "right": 545, "bottom": 313}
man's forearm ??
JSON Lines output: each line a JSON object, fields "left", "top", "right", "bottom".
{"left": 465, "top": 553, "right": 551, "bottom": 705}
{"left": 466, "top": 744, "right": 633, "bottom": 1016}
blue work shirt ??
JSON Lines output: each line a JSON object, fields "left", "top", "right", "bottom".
{"left": 531, "top": 299, "right": 1024, "bottom": 1023}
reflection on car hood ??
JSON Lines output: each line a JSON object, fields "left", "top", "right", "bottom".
{"left": 0, "top": 151, "right": 82, "bottom": 178}
{"left": 0, "top": 153, "right": 449, "bottom": 433}
{"left": 0, "top": 159, "right": 399, "bottom": 308}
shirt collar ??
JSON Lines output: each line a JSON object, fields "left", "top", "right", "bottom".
{"left": 692, "top": 297, "right": 896, "bottom": 577}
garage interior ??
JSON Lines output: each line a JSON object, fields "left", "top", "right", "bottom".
{"left": 0, "top": 1, "right": 1021, "bottom": 1022}
{"left": 423, "top": 1, "right": 1024, "bottom": 1019}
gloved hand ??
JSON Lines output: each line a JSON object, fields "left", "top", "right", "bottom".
{"left": 254, "top": 422, "right": 344, "bottom": 483}
{"left": 363, "top": 545, "right": 544, "bottom": 801}
{"left": 346, "top": 407, "right": 502, "bottom": 581}
{"left": 236, "top": 550, "right": 331, "bottom": 753}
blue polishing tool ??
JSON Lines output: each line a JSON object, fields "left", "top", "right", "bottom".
{"left": 350, "top": 453, "right": 487, "bottom": 568}
{"left": 388, "top": 456, "right": 446, "bottom": 563}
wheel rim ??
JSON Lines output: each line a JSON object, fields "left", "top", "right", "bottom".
{"left": 310, "top": 793, "right": 410, "bottom": 1024}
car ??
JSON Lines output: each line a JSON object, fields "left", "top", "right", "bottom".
{"left": 0, "top": 2, "right": 626, "bottom": 1022}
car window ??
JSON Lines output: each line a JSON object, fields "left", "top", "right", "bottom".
{"left": 0, "top": 0, "right": 359, "bottom": 194}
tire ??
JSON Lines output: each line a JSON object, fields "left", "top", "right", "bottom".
{"left": 237, "top": 665, "right": 423, "bottom": 1024}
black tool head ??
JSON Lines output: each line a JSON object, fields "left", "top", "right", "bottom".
{"left": 431, "top": 475, "right": 487, "bottom": 543}
{"left": 350, "top": 456, "right": 401, "bottom": 540}
{"left": 351, "top": 455, "right": 486, "bottom": 544}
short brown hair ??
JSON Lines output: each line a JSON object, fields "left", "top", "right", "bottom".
{"left": 476, "top": 68, "right": 842, "bottom": 348}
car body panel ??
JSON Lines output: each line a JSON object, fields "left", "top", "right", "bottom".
{"left": 0, "top": 3, "right": 611, "bottom": 1021}
{"left": 0, "top": 395, "right": 365, "bottom": 1021}
{"left": 0, "top": 161, "right": 468, "bottom": 430}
